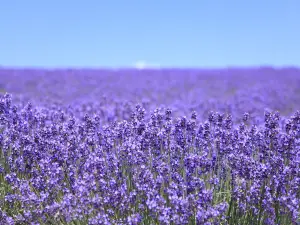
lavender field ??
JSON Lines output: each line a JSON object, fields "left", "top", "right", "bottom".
{"left": 0, "top": 67, "right": 299, "bottom": 224}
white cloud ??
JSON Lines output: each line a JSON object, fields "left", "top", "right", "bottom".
{"left": 134, "top": 61, "right": 147, "bottom": 69}
{"left": 134, "top": 60, "right": 160, "bottom": 69}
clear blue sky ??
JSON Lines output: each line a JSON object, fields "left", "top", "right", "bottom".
{"left": 0, "top": 1, "right": 299, "bottom": 68}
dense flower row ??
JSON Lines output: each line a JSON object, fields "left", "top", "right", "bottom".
{"left": 0, "top": 93, "right": 299, "bottom": 224}
{"left": 1, "top": 68, "right": 300, "bottom": 126}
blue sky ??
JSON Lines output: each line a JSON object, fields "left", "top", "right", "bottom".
{"left": 0, "top": 0, "right": 299, "bottom": 68}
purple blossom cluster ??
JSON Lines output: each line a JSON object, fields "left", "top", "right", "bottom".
{"left": 0, "top": 88, "right": 299, "bottom": 224}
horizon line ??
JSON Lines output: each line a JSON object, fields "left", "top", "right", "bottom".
{"left": 0, "top": 65, "right": 299, "bottom": 71}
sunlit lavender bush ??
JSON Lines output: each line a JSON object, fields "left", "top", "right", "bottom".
{"left": 0, "top": 68, "right": 299, "bottom": 224}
